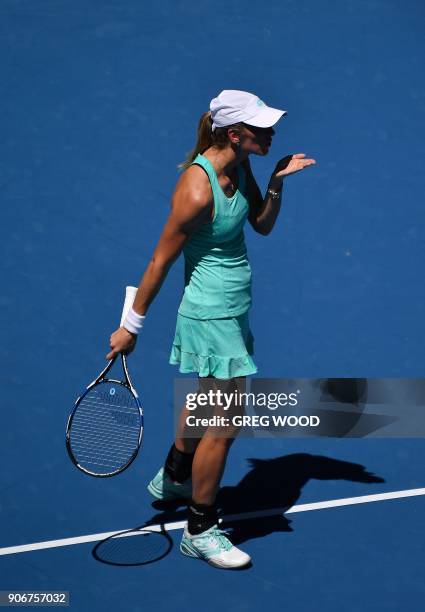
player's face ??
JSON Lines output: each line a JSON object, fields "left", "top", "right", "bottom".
{"left": 240, "top": 124, "right": 275, "bottom": 155}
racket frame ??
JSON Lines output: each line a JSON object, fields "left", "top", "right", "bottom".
{"left": 66, "top": 352, "right": 143, "bottom": 478}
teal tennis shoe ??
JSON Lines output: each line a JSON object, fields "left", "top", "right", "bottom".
{"left": 147, "top": 467, "right": 192, "bottom": 501}
{"left": 180, "top": 524, "right": 251, "bottom": 569}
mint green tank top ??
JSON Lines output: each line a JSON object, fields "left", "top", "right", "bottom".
{"left": 177, "top": 153, "right": 252, "bottom": 320}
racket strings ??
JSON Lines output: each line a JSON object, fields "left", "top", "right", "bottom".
{"left": 71, "top": 418, "right": 140, "bottom": 437}
{"left": 69, "top": 382, "right": 142, "bottom": 474}
{"left": 76, "top": 395, "right": 140, "bottom": 414}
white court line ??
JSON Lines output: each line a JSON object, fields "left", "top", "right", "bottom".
{"left": 1, "top": 487, "right": 424, "bottom": 557}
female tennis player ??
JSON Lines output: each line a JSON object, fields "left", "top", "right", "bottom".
{"left": 107, "top": 89, "right": 316, "bottom": 569}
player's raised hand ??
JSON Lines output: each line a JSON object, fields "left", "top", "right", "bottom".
{"left": 273, "top": 153, "right": 316, "bottom": 178}
{"left": 106, "top": 327, "right": 137, "bottom": 360}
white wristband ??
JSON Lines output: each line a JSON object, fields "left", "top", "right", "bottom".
{"left": 122, "top": 307, "right": 146, "bottom": 335}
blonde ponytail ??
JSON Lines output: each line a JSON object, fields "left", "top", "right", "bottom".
{"left": 177, "top": 112, "right": 213, "bottom": 171}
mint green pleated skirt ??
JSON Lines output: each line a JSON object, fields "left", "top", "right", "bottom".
{"left": 169, "top": 311, "right": 258, "bottom": 379}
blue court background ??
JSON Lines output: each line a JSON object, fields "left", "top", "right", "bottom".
{"left": 1, "top": 1, "right": 425, "bottom": 610}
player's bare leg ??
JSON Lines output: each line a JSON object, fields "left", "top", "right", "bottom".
{"left": 180, "top": 376, "right": 251, "bottom": 568}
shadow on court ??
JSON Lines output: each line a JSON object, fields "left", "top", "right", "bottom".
{"left": 216, "top": 452, "right": 384, "bottom": 545}
{"left": 91, "top": 452, "right": 385, "bottom": 565}
{"left": 91, "top": 379, "right": 387, "bottom": 566}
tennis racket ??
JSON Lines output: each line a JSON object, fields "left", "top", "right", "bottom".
{"left": 66, "top": 286, "right": 144, "bottom": 477}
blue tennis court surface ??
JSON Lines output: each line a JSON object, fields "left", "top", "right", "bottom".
{"left": 2, "top": 1, "right": 425, "bottom": 610}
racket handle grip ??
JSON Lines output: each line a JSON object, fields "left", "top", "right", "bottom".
{"left": 120, "top": 286, "right": 138, "bottom": 327}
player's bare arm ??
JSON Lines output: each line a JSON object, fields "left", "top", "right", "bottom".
{"left": 106, "top": 166, "right": 213, "bottom": 359}
{"left": 244, "top": 154, "right": 316, "bottom": 236}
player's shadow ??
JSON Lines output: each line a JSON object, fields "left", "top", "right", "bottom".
{"left": 217, "top": 453, "right": 384, "bottom": 544}
{"left": 150, "top": 452, "right": 385, "bottom": 546}
{"left": 91, "top": 451, "right": 385, "bottom": 566}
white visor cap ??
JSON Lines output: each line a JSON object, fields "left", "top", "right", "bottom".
{"left": 210, "top": 89, "right": 287, "bottom": 131}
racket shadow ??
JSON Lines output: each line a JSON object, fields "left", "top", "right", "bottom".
{"left": 92, "top": 521, "right": 173, "bottom": 567}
